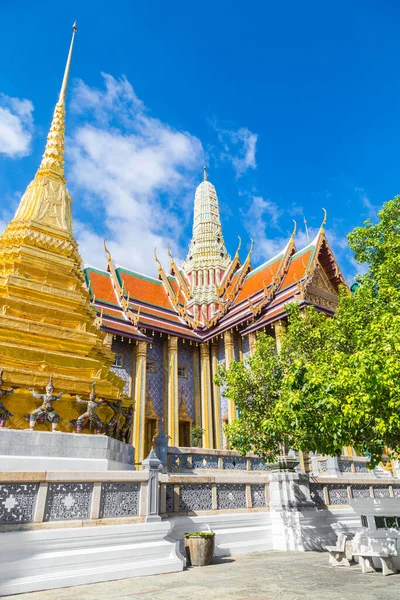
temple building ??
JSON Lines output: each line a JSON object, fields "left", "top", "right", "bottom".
{"left": 87, "top": 180, "right": 345, "bottom": 464}
{"left": 0, "top": 25, "right": 345, "bottom": 464}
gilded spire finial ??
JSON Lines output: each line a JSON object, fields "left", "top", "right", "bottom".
{"left": 35, "top": 22, "right": 78, "bottom": 183}
{"left": 291, "top": 220, "right": 297, "bottom": 239}
{"left": 59, "top": 22, "right": 78, "bottom": 103}
{"left": 8, "top": 23, "right": 78, "bottom": 235}
{"left": 203, "top": 165, "right": 207, "bottom": 181}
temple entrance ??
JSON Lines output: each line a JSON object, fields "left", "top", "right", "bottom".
{"left": 179, "top": 420, "right": 191, "bottom": 447}
{"left": 144, "top": 417, "right": 158, "bottom": 458}
{"left": 178, "top": 391, "right": 193, "bottom": 448}
{"left": 144, "top": 389, "right": 159, "bottom": 459}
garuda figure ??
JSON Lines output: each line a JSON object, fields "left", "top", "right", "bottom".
{"left": 120, "top": 403, "right": 134, "bottom": 444}
{"left": 71, "top": 382, "right": 105, "bottom": 434}
{"left": 106, "top": 395, "right": 125, "bottom": 438}
{"left": 27, "top": 375, "right": 64, "bottom": 431}
{"left": 0, "top": 369, "right": 18, "bottom": 428}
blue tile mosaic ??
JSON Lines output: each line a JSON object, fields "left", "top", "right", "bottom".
{"left": 110, "top": 339, "right": 132, "bottom": 395}
{"left": 178, "top": 340, "right": 195, "bottom": 421}
{"left": 146, "top": 337, "right": 164, "bottom": 417}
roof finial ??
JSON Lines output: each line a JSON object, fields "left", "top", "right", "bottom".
{"left": 203, "top": 165, "right": 207, "bottom": 181}
{"left": 291, "top": 220, "right": 297, "bottom": 239}
{"left": 59, "top": 22, "right": 78, "bottom": 103}
{"left": 321, "top": 208, "right": 327, "bottom": 231}
{"left": 303, "top": 216, "right": 310, "bottom": 244}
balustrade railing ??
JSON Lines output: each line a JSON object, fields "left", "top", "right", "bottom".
{"left": 159, "top": 473, "right": 269, "bottom": 514}
{"left": 167, "top": 446, "right": 272, "bottom": 472}
{"left": 309, "top": 478, "right": 400, "bottom": 508}
{"left": 0, "top": 471, "right": 151, "bottom": 527}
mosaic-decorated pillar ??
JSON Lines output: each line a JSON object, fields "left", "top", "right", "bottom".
{"left": 223, "top": 329, "right": 236, "bottom": 424}
{"left": 200, "top": 342, "right": 214, "bottom": 448}
{"left": 192, "top": 344, "right": 201, "bottom": 427}
{"left": 211, "top": 339, "right": 222, "bottom": 449}
{"left": 274, "top": 320, "right": 287, "bottom": 353}
{"left": 167, "top": 336, "right": 179, "bottom": 446}
{"left": 133, "top": 341, "right": 148, "bottom": 466}
{"left": 248, "top": 331, "right": 257, "bottom": 355}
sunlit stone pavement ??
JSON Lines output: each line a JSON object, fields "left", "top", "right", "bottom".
{"left": 4, "top": 551, "right": 400, "bottom": 600}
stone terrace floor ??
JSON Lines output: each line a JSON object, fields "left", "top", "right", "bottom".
{"left": 5, "top": 551, "right": 400, "bottom": 600}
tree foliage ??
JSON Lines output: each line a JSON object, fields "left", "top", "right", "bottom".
{"left": 216, "top": 196, "right": 400, "bottom": 467}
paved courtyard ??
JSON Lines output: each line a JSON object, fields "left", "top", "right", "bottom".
{"left": 4, "top": 551, "right": 400, "bottom": 600}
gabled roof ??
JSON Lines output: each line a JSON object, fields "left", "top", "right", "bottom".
{"left": 85, "top": 226, "right": 345, "bottom": 343}
{"left": 118, "top": 267, "right": 176, "bottom": 312}
{"left": 242, "top": 228, "right": 346, "bottom": 334}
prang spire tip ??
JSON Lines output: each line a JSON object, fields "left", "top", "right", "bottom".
{"left": 59, "top": 22, "right": 78, "bottom": 103}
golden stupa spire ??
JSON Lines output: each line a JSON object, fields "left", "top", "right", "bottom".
{"left": 6, "top": 23, "right": 78, "bottom": 237}
{"left": 36, "top": 22, "right": 77, "bottom": 183}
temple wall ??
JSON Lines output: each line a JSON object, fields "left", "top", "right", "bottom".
{"left": 110, "top": 339, "right": 132, "bottom": 396}
{"left": 217, "top": 336, "right": 227, "bottom": 424}
{"left": 178, "top": 340, "right": 195, "bottom": 421}
{"left": 146, "top": 336, "right": 164, "bottom": 418}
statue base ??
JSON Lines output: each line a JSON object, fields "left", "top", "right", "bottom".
{"left": 0, "top": 429, "right": 135, "bottom": 471}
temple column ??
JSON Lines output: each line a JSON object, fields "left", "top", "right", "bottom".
{"left": 248, "top": 331, "right": 257, "bottom": 355}
{"left": 167, "top": 336, "right": 179, "bottom": 446}
{"left": 133, "top": 341, "right": 148, "bottom": 466}
{"left": 274, "top": 320, "right": 287, "bottom": 353}
{"left": 200, "top": 342, "right": 214, "bottom": 448}
{"left": 162, "top": 339, "right": 168, "bottom": 433}
{"left": 224, "top": 329, "right": 236, "bottom": 424}
{"left": 193, "top": 344, "right": 201, "bottom": 427}
{"left": 211, "top": 339, "right": 222, "bottom": 449}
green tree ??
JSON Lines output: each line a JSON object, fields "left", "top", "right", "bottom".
{"left": 216, "top": 196, "right": 400, "bottom": 467}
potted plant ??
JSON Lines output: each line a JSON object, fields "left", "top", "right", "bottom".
{"left": 184, "top": 531, "right": 215, "bottom": 566}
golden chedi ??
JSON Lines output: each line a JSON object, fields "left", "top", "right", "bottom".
{"left": 0, "top": 24, "right": 125, "bottom": 432}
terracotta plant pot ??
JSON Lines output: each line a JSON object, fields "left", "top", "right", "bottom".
{"left": 185, "top": 534, "right": 215, "bottom": 567}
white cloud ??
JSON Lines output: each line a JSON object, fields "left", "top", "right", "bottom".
{"left": 68, "top": 74, "right": 204, "bottom": 274}
{"left": 0, "top": 94, "right": 34, "bottom": 158}
{"left": 214, "top": 123, "right": 257, "bottom": 178}
{"left": 241, "top": 191, "right": 357, "bottom": 283}
{"left": 355, "top": 187, "right": 380, "bottom": 220}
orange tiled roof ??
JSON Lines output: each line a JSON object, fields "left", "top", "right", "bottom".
{"left": 118, "top": 268, "right": 175, "bottom": 311}
{"left": 86, "top": 268, "right": 118, "bottom": 305}
{"left": 234, "top": 253, "right": 284, "bottom": 305}
{"left": 280, "top": 247, "right": 313, "bottom": 290}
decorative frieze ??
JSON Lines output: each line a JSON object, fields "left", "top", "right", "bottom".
{"left": 250, "top": 458, "right": 271, "bottom": 472}
{"left": 327, "top": 485, "right": 349, "bottom": 505}
{"left": 99, "top": 482, "right": 139, "bottom": 518}
{"left": 180, "top": 484, "right": 213, "bottom": 512}
{"left": 352, "top": 485, "right": 371, "bottom": 499}
{"left": 338, "top": 460, "right": 352, "bottom": 473}
{"left": 44, "top": 483, "right": 93, "bottom": 521}
{"left": 192, "top": 454, "right": 219, "bottom": 469}
{"left": 251, "top": 484, "right": 266, "bottom": 508}
{"left": 217, "top": 483, "right": 246, "bottom": 510}
{"left": 0, "top": 483, "right": 38, "bottom": 524}
{"left": 223, "top": 456, "right": 247, "bottom": 470}
{"left": 171, "top": 454, "right": 190, "bottom": 469}
{"left": 354, "top": 461, "right": 369, "bottom": 473}
{"left": 373, "top": 486, "right": 391, "bottom": 498}
{"left": 309, "top": 483, "right": 325, "bottom": 507}
{"left": 165, "top": 484, "right": 174, "bottom": 513}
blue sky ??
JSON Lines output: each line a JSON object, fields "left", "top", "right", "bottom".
{"left": 0, "top": 0, "right": 399, "bottom": 282}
